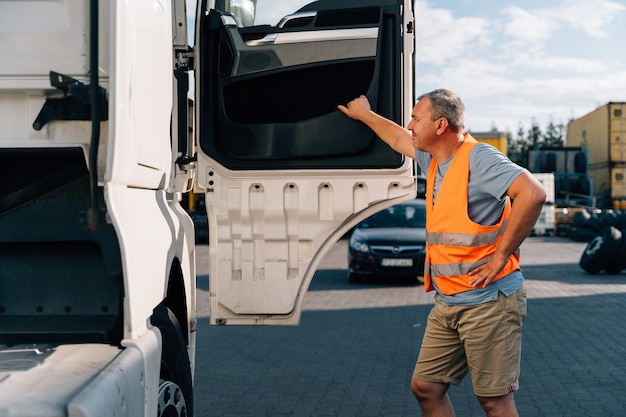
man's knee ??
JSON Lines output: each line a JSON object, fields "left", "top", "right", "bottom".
{"left": 411, "top": 378, "right": 447, "bottom": 401}
{"left": 410, "top": 378, "right": 424, "bottom": 398}
{"left": 476, "top": 393, "right": 518, "bottom": 417}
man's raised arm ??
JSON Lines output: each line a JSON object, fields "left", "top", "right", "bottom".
{"left": 338, "top": 95, "right": 415, "bottom": 159}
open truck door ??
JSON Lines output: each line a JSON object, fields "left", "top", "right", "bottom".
{"left": 195, "top": 0, "right": 416, "bottom": 325}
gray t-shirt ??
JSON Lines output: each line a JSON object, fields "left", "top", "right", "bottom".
{"left": 415, "top": 142, "right": 525, "bottom": 225}
{"left": 415, "top": 142, "right": 527, "bottom": 305}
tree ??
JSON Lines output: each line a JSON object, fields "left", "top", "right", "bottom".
{"left": 543, "top": 117, "right": 565, "bottom": 148}
{"left": 505, "top": 117, "right": 566, "bottom": 169}
{"left": 507, "top": 123, "right": 531, "bottom": 167}
{"left": 527, "top": 118, "right": 543, "bottom": 148}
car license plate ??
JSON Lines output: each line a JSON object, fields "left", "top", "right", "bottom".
{"left": 381, "top": 258, "right": 412, "bottom": 267}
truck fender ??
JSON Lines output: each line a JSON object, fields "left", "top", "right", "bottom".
{"left": 67, "top": 326, "right": 161, "bottom": 417}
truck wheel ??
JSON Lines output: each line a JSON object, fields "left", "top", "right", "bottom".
{"left": 599, "top": 210, "right": 622, "bottom": 228}
{"left": 586, "top": 214, "right": 605, "bottom": 232}
{"left": 572, "top": 210, "right": 604, "bottom": 232}
{"left": 579, "top": 226, "right": 622, "bottom": 274}
{"left": 604, "top": 236, "right": 626, "bottom": 274}
{"left": 569, "top": 226, "right": 598, "bottom": 242}
{"left": 571, "top": 209, "right": 591, "bottom": 226}
{"left": 152, "top": 306, "right": 193, "bottom": 417}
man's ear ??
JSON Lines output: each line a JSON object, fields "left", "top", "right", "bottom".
{"left": 436, "top": 118, "right": 448, "bottom": 134}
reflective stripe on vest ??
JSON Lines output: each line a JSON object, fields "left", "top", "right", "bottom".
{"left": 426, "top": 220, "right": 508, "bottom": 246}
{"left": 423, "top": 135, "right": 520, "bottom": 295}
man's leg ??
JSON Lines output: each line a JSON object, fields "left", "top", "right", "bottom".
{"left": 412, "top": 299, "right": 467, "bottom": 416}
{"left": 411, "top": 379, "right": 455, "bottom": 417}
{"left": 463, "top": 288, "right": 526, "bottom": 417}
{"left": 476, "top": 393, "right": 519, "bottom": 417}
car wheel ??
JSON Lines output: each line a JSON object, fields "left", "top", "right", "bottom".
{"left": 579, "top": 226, "right": 622, "bottom": 274}
{"left": 151, "top": 305, "right": 193, "bottom": 417}
{"left": 348, "top": 272, "right": 361, "bottom": 283}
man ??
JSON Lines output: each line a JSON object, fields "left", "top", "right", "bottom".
{"left": 338, "top": 89, "right": 546, "bottom": 417}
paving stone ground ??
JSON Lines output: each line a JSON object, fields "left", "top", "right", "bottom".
{"left": 193, "top": 236, "right": 626, "bottom": 416}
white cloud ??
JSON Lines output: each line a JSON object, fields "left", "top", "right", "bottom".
{"left": 511, "top": 52, "right": 608, "bottom": 74}
{"left": 503, "top": 6, "right": 555, "bottom": 46}
{"left": 499, "top": 0, "right": 626, "bottom": 74}
{"left": 415, "top": 0, "right": 626, "bottom": 131}
{"left": 414, "top": 1, "right": 492, "bottom": 65}
{"left": 559, "top": 0, "right": 626, "bottom": 38}
{"left": 503, "top": 0, "right": 626, "bottom": 46}
{"left": 465, "top": 70, "right": 626, "bottom": 132}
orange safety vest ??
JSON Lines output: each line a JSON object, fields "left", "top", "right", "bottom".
{"left": 424, "top": 135, "right": 520, "bottom": 295}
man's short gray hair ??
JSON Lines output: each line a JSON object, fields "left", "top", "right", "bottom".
{"left": 417, "top": 89, "right": 465, "bottom": 133}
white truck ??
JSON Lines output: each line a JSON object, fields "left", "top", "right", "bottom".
{"left": 0, "top": 0, "right": 415, "bottom": 415}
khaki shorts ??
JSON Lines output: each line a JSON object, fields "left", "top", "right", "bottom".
{"left": 413, "top": 286, "right": 527, "bottom": 397}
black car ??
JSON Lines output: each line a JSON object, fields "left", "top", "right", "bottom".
{"left": 348, "top": 199, "right": 426, "bottom": 284}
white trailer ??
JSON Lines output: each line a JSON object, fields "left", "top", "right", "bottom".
{"left": 0, "top": 0, "right": 415, "bottom": 415}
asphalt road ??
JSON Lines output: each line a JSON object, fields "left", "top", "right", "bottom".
{"left": 193, "top": 236, "right": 626, "bottom": 417}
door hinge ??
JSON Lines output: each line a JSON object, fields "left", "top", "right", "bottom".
{"left": 175, "top": 154, "right": 197, "bottom": 172}
{"left": 176, "top": 47, "right": 195, "bottom": 71}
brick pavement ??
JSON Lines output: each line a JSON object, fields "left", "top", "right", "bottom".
{"left": 194, "top": 236, "right": 626, "bottom": 416}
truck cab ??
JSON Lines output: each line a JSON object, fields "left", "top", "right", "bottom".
{"left": 0, "top": 0, "right": 415, "bottom": 416}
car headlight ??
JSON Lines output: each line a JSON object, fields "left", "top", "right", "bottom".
{"left": 350, "top": 238, "right": 370, "bottom": 253}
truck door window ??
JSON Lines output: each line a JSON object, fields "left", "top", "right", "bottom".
{"left": 198, "top": 0, "right": 404, "bottom": 170}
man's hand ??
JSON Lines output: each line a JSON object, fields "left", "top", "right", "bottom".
{"left": 469, "top": 171, "right": 546, "bottom": 288}
{"left": 337, "top": 95, "right": 371, "bottom": 121}
{"left": 468, "top": 254, "right": 509, "bottom": 288}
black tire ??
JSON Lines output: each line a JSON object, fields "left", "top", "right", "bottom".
{"left": 571, "top": 209, "right": 606, "bottom": 230}
{"left": 599, "top": 210, "right": 622, "bottom": 229}
{"left": 604, "top": 236, "right": 626, "bottom": 274}
{"left": 585, "top": 213, "right": 606, "bottom": 232}
{"left": 569, "top": 226, "right": 599, "bottom": 242}
{"left": 571, "top": 210, "right": 591, "bottom": 227}
{"left": 619, "top": 211, "right": 626, "bottom": 230}
{"left": 579, "top": 226, "right": 622, "bottom": 274}
{"left": 577, "top": 177, "right": 591, "bottom": 196}
{"left": 555, "top": 176, "right": 566, "bottom": 199}
{"left": 151, "top": 306, "right": 193, "bottom": 417}
{"left": 348, "top": 272, "right": 361, "bottom": 283}
{"left": 574, "top": 151, "right": 587, "bottom": 174}
{"left": 545, "top": 153, "right": 557, "bottom": 173}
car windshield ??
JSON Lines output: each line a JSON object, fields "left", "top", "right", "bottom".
{"left": 358, "top": 203, "right": 426, "bottom": 229}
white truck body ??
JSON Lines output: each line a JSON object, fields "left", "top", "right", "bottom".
{"left": 0, "top": 0, "right": 415, "bottom": 415}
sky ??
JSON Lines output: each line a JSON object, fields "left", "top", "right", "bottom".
{"left": 413, "top": 0, "right": 626, "bottom": 136}
{"left": 187, "top": 0, "right": 626, "bottom": 138}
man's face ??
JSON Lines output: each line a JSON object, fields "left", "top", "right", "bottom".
{"left": 407, "top": 98, "right": 438, "bottom": 152}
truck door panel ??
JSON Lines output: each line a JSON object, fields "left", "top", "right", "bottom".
{"left": 196, "top": 0, "right": 415, "bottom": 324}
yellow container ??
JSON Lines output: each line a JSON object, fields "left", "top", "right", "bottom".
{"left": 610, "top": 103, "right": 626, "bottom": 163}
{"left": 567, "top": 102, "right": 626, "bottom": 196}
{"left": 610, "top": 133, "right": 626, "bottom": 163}
{"left": 470, "top": 131, "right": 507, "bottom": 156}
{"left": 611, "top": 166, "right": 626, "bottom": 200}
